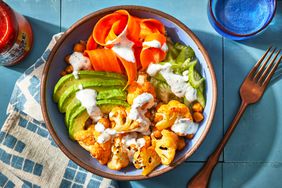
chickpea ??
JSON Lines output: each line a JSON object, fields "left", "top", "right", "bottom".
{"left": 192, "top": 102, "right": 203, "bottom": 113}
{"left": 60, "top": 70, "right": 67, "bottom": 77}
{"left": 73, "top": 43, "right": 86, "bottom": 53}
{"left": 152, "top": 128, "right": 162, "bottom": 139}
{"left": 64, "top": 54, "right": 71, "bottom": 64}
{"left": 79, "top": 40, "right": 87, "bottom": 45}
{"left": 193, "top": 112, "right": 204, "bottom": 123}
{"left": 143, "top": 136, "right": 151, "bottom": 147}
{"left": 186, "top": 134, "right": 194, "bottom": 140}
{"left": 177, "top": 137, "right": 186, "bottom": 151}
{"left": 65, "top": 65, "right": 73, "bottom": 73}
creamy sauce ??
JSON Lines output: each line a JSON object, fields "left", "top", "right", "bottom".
{"left": 161, "top": 43, "right": 168, "bottom": 52}
{"left": 95, "top": 122, "right": 105, "bottom": 132}
{"left": 76, "top": 89, "right": 102, "bottom": 122}
{"left": 78, "top": 84, "right": 83, "bottom": 90}
{"left": 69, "top": 52, "right": 92, "bottom": 79}
{"left": 147, "top": 63, "right": 198, "bottom": 102}
{"left": 106, "top": 27, "right": 135, "bottom": 63}
{"left": 97, "top": 128, "right": 117, "bottom": 144}
{"left": 171, "top": 118, "right": 199, "bottom": 136}
{"left": 128, "top": 93, "right": 154, "bottom": 134}
{"left": 121, "top": 133, "right": 146, "bottom": 161}
{"left": 143, "top": 40, "right": 161, "bottom": 48}
{"left": 143, "top": 40, "right": 168, "bottom": 52}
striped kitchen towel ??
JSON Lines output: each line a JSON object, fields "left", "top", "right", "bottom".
{"left": 0, "top": 33, "right": 118, "bottom": 188}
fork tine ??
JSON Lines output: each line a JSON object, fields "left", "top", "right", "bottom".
{"left": 248, "top": 46, "right": 272, "bottom": 78}
{"left": 262, "top": 55, "right": 282, "bottom": 87}
{"left": 258, "top": 49, "right": 281, "bottom": 84}
{"left": 253, "top": 47, "right": 276, "bottom": 81}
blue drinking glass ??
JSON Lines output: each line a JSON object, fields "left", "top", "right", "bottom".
{"left": 208, "top": 0, "right": 277, "bottom": 40}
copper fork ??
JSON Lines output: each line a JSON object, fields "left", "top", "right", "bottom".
{"left": 187, "top": 47, "right": 282, "bottom": 188}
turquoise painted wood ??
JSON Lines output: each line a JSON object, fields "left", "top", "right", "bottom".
{"left": 0, "top": 0, "right": 281, "bottom": 187}
{"left": 119, "top": 163, "right": 222, "bottom": 188}
{"left": 223, "top": 3, "right": 282, "bottom": 163}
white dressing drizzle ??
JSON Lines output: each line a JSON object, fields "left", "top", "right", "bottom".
{"left": 97, "top": 128, "right": 117, "bottom": 144}
{"left": 95, "top": 122, "right": 105, "bottom": 132}
{"left": 142, "top": 40, "right": 168, "bottom": 52}
{"left": 121, "top": 133, "right": 146, "bottom": 161}
{"left": 76, "top": 89, "right": 102, "bottom": 122}
{"left": 171, "top": 118, "right": 199, "bottom": 136}
{"left": 143, "top": 40, "right": 161, "bottom": 48}
{"left": 128, "top": 93, "right": 154, "bottom": 134}
{"left": 146, "top": 63, "right": 198, "bottom": 102}
{"left": 69, "top": 52, "right": 92, "bottom": 79}
{"left": 106, "top": 27, "right": 135, "bottom": 63}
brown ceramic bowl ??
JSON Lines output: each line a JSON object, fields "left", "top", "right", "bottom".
{"left": 41, "top": 5, "right": 217, "bottom": 180}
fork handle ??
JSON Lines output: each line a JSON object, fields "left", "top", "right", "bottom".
{"left": 187, "top": 101, "right": 248, "bottom": 188}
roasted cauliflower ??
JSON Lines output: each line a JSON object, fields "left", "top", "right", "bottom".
{"left": 127, "top": 74, "right": 156, "bottom": 105}
{"left": 154, "top": 100, "right": 192, "bottom": 130}
{"left": 133, "top": 146, "right": 161, "bottom": 176}
{"left": 154, "top": 129, "right": 179, "bottom": 165}
{"left": 107, "top": 136, "right": 130, "bottom": 170}
{"left": 74, "top": 123, "right": 111, "bottom": 165}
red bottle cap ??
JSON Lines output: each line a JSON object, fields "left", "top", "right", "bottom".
{"left": 0, "top": 1, "right": 18, "bottom": 53}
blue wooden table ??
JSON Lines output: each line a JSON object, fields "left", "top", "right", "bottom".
{"left": 1, "top": 0, "right": 282, "bottom": 187}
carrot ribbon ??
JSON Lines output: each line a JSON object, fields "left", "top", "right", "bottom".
{"left": 86, "top": 9, "right": 167, "bottom": 85}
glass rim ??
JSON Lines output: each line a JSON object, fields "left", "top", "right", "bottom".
{"left": 208, "top": 0, "right": 277, "bottom": 37}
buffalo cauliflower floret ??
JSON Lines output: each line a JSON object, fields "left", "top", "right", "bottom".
{"left": 107, "top": 136, "right": 130, "bottom": 170}
{"left": 133, "top": 146, "right": 161, "bottom": 176}
{"left": 74, "top": 124, "right": 111, "bottom": 165}
{"left": 109, "top": 107, "right": 135, "bottom": 132}
{"left": 154, "top": 100, "right": 192, "bottom": 130}
{"left": 154, "top": 129, "right": 179, "bottom": 165}
{"left": 90, "top": 141, "right": 111, "bottom": 165}
{"left": 109, "top": 106, "right": 151, "bottom": 135}
{"left": 127, "top": 74, "right": 156, "bottom": 105}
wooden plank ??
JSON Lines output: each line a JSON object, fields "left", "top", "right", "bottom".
{"left": 223, "top": 162, "right": 282, "bottom": 187}
{"left": 119, "top": 162, "right": 222, "bottom": 188}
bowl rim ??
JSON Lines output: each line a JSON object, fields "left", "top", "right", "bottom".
{"left": 208, "top": 0, "right": 277, "bottom": 38}
{"left": 41, "top": 5, "right": 217, "bottom": 180}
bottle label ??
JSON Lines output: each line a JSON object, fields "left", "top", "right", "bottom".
{"left": 0, "top": 32, "right": 29, "bottom": 66}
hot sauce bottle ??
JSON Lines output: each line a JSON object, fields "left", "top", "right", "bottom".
{"left": 0, "top": 1, "right": 33, "bottom": 66}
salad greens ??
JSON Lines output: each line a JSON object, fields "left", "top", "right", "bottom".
{"left": 149, "top": 39, "right": 206, "bottom": 107}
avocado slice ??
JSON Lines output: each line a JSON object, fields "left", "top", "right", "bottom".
{"left": 58, "top": 80, "right": 125, "bottom": 113}
{"left": 69, "top": 106, "right": 89, "bottom": 140}
{"left": 67, "top": 99, "right": 130, "bottom": 139}
{"left": 97, "top": 100, "right": 130, "bottom": 113}
{"left": 53, "top": 70, "right": 126, "bottom": 102}
{"left": 96, "top": 89, "right": 127, "bottom": 100}
{"left": 61, "top": 88, "right": 127, "bottom": 113}
{"left": 66, "top": 99, "right": 129, "bottom": 126}
{"left": 65, "top": 98, "right": 81, "bottom": 127}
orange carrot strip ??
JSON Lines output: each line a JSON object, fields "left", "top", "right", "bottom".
{"left": 115, "top": 10, "right": 141, "bottom": 46}
{"left": 84, "top": 49, "right": 123, "bottom": 74}
{"left": 86, "top": 35, "right": 97, "bottom": 50}
{"left": 140, "top": 18, "right": 166, "bottom": 40}
{"left": 93, "top": 12, "right": 127, "bottom": 45}
{"left": 140, "top": 48, "right": 166, "bottom": 70}
{"left": 133, "top": 46, "right": 142, "bottom": 70}
{"left": 140, "top": 33, "right": 167, "bottom": 70}
{"left": 117, "top": 55, "right": 137, "bottom": 86}
{"left": 105, "top": 17, "right": 128, "bottom": 43}
{"left": 143, "top": 33, "right": 167, "bottom": 47}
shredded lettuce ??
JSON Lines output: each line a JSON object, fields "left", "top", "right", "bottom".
{"left": 150, "top": 40, "right": 206, "bottom": 106}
